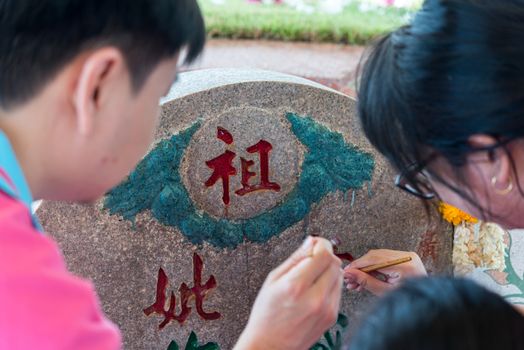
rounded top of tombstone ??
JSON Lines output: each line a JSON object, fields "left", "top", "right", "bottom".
{"left": 161, "top": 68, "right": 343, "bottom": 102}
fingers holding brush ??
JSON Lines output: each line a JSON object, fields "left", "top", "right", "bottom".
{"left": 344, "top": 249, "right": 427, "bottom": 296}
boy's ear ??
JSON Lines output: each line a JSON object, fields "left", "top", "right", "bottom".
{"left": 73, "top": 48, "right": 125, "bottom": 136}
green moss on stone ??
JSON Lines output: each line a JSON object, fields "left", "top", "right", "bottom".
{"left": 105, "top": 114, "right": 374, "bottom": 248}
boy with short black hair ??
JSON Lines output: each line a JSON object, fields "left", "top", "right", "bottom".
{"left": 0, "top": 1, "right": 204, "bottom": 348}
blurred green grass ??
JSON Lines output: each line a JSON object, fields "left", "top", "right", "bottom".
{"left": 199, "top": 0, "right": 413, "bottom": 45}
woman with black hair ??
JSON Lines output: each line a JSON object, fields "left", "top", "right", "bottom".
{"left": 344, "top": 0, "right": 524, "bottom": 295}
{"left": 348, "top": 277, "right": 524, "bottom": 350}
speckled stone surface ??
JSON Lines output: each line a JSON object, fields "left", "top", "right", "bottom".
{"left": 38, "top": 69, "right": 452, "bottom": 350}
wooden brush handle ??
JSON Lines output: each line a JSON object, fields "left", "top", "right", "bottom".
{"left": 360, "top": 256, "right": 412, "bottom": 273}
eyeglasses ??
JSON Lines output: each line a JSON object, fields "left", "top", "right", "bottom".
{"left": 395, "top": 162, "right": 436, "bottom": 200}
{"left": 394, "top": 138, "right": 517, "bottom": 200}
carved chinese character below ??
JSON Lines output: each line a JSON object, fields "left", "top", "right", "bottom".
{"left": 144, "top": 253, "right": 221, "bottom": 329}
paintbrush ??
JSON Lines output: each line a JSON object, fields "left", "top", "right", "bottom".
{"left": 360, "top": 256, "right": 412, "bottom": 273}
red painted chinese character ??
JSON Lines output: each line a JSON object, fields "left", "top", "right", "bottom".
{"left": 236, "top": 140, "right": 281, "bottom": 196}
{"left": 143, "top": 253, "right": 221, "bottom": 330}
{"left": 205, "top": 128, "right": 281, "bottom": 205}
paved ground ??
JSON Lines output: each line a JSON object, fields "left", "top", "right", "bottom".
{"left": 182, "top": 39, "right": 365, "bottom": 96}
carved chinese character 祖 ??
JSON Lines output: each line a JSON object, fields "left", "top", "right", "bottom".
{"left": 143, "top": 253, "right": 221, "bottom": 330}
{"left": 205, "top": 127, "right": 280, "bottom": 205}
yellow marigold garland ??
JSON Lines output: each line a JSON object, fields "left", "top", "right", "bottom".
{"left": 439, "top": 202, "right": 478, "bottom": 226}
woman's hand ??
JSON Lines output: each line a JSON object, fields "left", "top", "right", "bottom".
{"left": 234, "top": 237, "right": 343, "bottom": 350}
{"left": 343, "top": 249, "right": 427, "bottom": 296}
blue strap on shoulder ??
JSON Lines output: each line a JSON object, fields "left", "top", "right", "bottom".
{"left": 0, "top": 131, "right": 43, "bottom": 232}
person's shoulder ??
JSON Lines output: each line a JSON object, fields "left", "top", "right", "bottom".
{"left": 0, "top": 193, "right": 64, "bottom": 272}
{"left": 0, "top": 193, "right": 122, "bottom": 350}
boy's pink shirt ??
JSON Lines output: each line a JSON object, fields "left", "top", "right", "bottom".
{"left": 0, "top": 193, "right": 122, "bottom": 349}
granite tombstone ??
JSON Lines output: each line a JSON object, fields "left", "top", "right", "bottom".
{"left": 38, "top": 68, "right": 452, "bottom": 350}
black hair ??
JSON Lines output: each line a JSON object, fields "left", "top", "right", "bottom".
{"left": 357, "top": 0, "right": 524, "bottom": 218}
{"left": 348, "top": 277, "right": 524, "bottom": 350}
{"left": 0, "top": 0, "right": 206, "bottom": 109}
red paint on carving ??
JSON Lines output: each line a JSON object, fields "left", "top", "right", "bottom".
{"left": 143, "top": 267, "right": 169, "bottom": 325}
{"left": 205, "top": 129, "right": 280, "bottom": 204}
{"left": 191, "top": 253, "right": 221, "bottom": 320}
{"left": 143, "top": 253, "right": 221, "bottom": 329}
{"left": 205, "top": 150, "right": 237, "bottom": 205}
{"left": 236, "top": 140, "right": 281, "bottom": 196}
{"left": 335, "top": 253, "right": 355, "bottom": 262}
{"left": 416, "top": 230, "right": 438, "bottom": 274}
{"left": 217, "top": 127, "right": 233, "bottom": 145}
{"left": 238, "top": 158, "right": 256, "bottom": 192}
{"left": 417, "top": 230, "right": 438, "bottom": 263}
{"left": 332, "top": 241, "right": 387, "bottom": 281}
{"left": 331, "top": 239, "right": 354, "bottom": 263}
